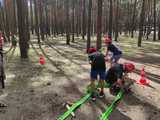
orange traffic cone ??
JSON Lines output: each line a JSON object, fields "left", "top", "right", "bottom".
{"left": 136, "top": 67, "right": 149, "bottom": 85}
{"left": 39, "top": 55, "right": 45, "bottom": 65}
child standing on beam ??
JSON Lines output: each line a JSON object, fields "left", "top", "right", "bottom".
{"left": 88, "top": 47, "right": 106, "bottom": 101}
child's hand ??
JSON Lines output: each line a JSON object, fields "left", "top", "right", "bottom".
{"left": 105, "top": 56, "right": 109, "bottom": 61}
{"left": 89, "top": 60, "right": 92, "bottom": 64}
{"left": 117, "top": 79, "right": 122, "bottom": 86}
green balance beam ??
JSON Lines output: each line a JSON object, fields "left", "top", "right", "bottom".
{"left": 99, "top": 82, "right": 134, "bottom": 120}
{"left": 99, "top": 90, "right": 124, "bottom": 120}
{"left": 57, "top": 93, "right": 91, "bottom": 120}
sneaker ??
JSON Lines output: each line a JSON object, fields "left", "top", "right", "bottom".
{"left": 91, "top": 94, "right": 96, "bottom": 102}
{"left": 99, "top": 91, "right": 105, "bottom": 98}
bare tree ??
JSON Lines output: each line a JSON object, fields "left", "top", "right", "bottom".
{"left": 131, "top": 0, "right": 137, "bottom": 38}
{"left": 82, "top": 0, "right": 86, "bottom": 40}
{"left": 87, "top": 0, "right": 92, "bottom": 52}
{"left": 66, "top": 0, "right": 70, "bottom": 45}
{"left": 108, "top": 0, "right": 113, "bottom": 37}
{"left": 153, "top": 0, "right": 156, "bottom": 41}
{"left": 138, "top": 0, "right": 145, "bottom": 47}
{"left": 96, "top": 0, "right": 103, "bottom": 50}
{"left": 16, "top": 0, "right": 29, "bottom": 58}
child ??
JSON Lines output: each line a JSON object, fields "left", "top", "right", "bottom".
{"left": 105, "top": 63, "right": 135, "bottom": 95}
{"left": 105, "top": 36, "right": 122, "bottom": 67}
{"left": 88, "top": 47, "right": 106, "bottom": 101}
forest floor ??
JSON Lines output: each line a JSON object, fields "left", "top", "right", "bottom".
{"left": 0, "top": 35, "right": 160, "bottom": 120}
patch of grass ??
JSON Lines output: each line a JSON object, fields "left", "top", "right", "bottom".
{"left": 118, "top": 36, "right": 160, "bottom": 56}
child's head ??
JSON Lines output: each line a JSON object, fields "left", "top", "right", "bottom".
{"left": 105, "top": 36, "right": 112, "bottom": 45}
{"left": 124, "top": 63, "right": 135, "bottom": 73}
{"left": 88, "top": 47, "right": 97, "bottom": 54}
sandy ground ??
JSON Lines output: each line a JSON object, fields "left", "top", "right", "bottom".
{"left": 0, "top": 36, "right": 160, "bottom": 120}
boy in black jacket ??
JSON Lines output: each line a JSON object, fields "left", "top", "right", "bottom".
{"left": 88, "top": 47, "right": 106, "bottom": 101}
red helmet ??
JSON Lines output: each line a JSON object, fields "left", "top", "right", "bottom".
{"left": 105, "top": 36, "right": 112, "bottom": 44}
{"left": 88, "top": 47, "right": 97, "bottom": 54}
{"left": 124, "top": 63, "right": 135, "bottom": 72}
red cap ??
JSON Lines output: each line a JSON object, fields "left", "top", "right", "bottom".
{"left": 88, "top": 47, "right": 97, "bottom": 54}
{"left": 124, "top": 63, "right": 135, "bottom": 72}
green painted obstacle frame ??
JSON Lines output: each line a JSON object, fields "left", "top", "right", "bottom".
{"left": 57, "top": 93, "right": 91, "bottom": 120}
{"left": 99, "top": 90, "right": 124, "bottom": 120}
{"left": 57, "top": 81, "right": 133, "bottom": 120}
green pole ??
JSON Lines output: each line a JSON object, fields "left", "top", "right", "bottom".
{"left": 57, "top": 93, "right": 91, "bottom": 120}
{"left": 99, "top": 90, "right": 124, "bottom": 120}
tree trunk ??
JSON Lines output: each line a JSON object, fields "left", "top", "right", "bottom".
{"left": 0, "top": 3, "right": 4, "bottom": 32}
{"left": 54, "top": 1, "right": 58, "bottom": 36}
{"left": 96, "top": 0, "right": 103, "bottom": 50}
{"left": 158, "top": 24, "right": 160, "bottom": 40}
{"left": 115, "top": 0, "right": 119, "bottom": 41}
{"left": 45, "top": 2, "right": 50, "bottom": 36}
{"left": 4, "top": 1, "right": 10, "bottom": 42}
{"left": 131, "top": 0, "right": 137, "bottom": 38}
{"left": 153, "top": 0, "right": 156, "bottom": 41}
{"left": 16, "top": 0, "right": 29, "bottom": 58}
{"left": 108, "top": 0, "right": 113, "bottom": 37}
{"left": 33, "top": 0, "right": 40, "bottom": 43}
{"left": 39, "top": 0, "right": 45, "bottom": 41}
{"left": 87, "top": 0, "right": 92, "bottom": 52}
{"left": 51, "top": 5, "right": 54, "bottom": 35}
{"left": 138, "top": 0, "right": 145, "bottom": 47}
{"left": 75, "top": 4, "right": 79, "bottom": 37}
{"left": 71, "top": 0, "right": 75, "bottom": 42}
{"left": 158, "top": 12, "right": 160, "bottom": 40}
{"left": 66, "top": 0, "right": 70, "bottom": 45}
{"left": 30, "top": 0, "right": 34, "bottom": 34}
{"left": 82, "top": 0, "right": 86, "bottom": 40}
{"left": 24, "top": 0, "right": 30, "bottom": 43}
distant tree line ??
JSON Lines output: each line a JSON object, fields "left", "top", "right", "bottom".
{"left": 0, "top": 0, "right": 160, "bottom": 58}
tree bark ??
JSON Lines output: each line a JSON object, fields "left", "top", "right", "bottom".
{"left": 108, "top": 0, "right": 113, "bottom": 37}
{"left": 16, "top": 0, "right": 29, "bottom": 58}
{"left": 33, "top": 0, "right": 40, "bottom": 43}
{"left": 45, "top": 2, "right": 50, "bottom": 36}
{"left": 82, "top": 0, "right": 86, "bottom": 40}
{"left": 66, "top": 0, "right": 70, "bottom": 45}
{"left": 87, "top": 0, "right": 92, "bottom": 52}
{"left": 39, "top": 0, "right": 45, "bottom": 40}
{"left": 138, "top": 0, "right": 145, "bottom": 47}
{"left": 131, "top": 0, "right": 137, "bottom": 38}
{"left": 115, "top": 0, "right": 119, "bottom": 41}
{"left": 30, "top": 0, "right": 34, "bottom": 34}
{"left": 158, "top": 24, "right": 160, "bottom": 40}
{"left": 153, "top": 0, "right": 156, "bottom": 41}
{"left": 71, "top": 0, "right": 75, "bottom": 42}
{"left": 96, "top": 0, "right": 103, "bottom": 50}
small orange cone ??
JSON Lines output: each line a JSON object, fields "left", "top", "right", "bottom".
{"left": 136, "top": 67, "right": 149, "bottom": 85}
{"left": 39, "top": 55, "right": 45, "bottom": 65}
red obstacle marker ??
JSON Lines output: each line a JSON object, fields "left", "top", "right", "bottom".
{"left": 39, "top": 55, "right": 45, "bottom": 65}
{"left": 136, "top": 67, "right": 149, "bottom": 85}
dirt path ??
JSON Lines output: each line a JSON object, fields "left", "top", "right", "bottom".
{"left": 0, "top": 37, "right": 160, "bottom": 120}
